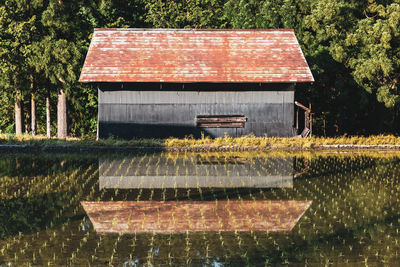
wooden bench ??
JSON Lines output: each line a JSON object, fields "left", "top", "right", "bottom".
{"left": 195, "top": 115, "right": 247, "bottom": 128}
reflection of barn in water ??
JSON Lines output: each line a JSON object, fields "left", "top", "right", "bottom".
{"left": 98, "top": 154, "right": 294, "bottom": 189}
{"left": 86, "top": 154, "right": 312, "bottom": 235}
{"left": 81, "top": 200, "right": 312, "bottom": 233}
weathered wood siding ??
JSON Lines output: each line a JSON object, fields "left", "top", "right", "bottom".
{"left": 98, "top": 84, "right": 295, "bottom": 139}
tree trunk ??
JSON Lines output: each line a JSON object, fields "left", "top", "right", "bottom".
{"left": 15, "top": 99, "right": 22, "bottom": 135}
{"left": 14, "top": 74, "right": 23, "bottom": 135}
{"left": 25, "top": 103, "right": 30, "bottom": 134}
{"left": 31, "top": 93, "right": 36, "bottom": 135}
{"left": 46, "top": 91, "right": 51, "bottom": 138}
{"left": 30, "top": 74, "right": 36, "bottom": 135}
{"left": 57, "top": 88, "right": 67, "bottom": 138}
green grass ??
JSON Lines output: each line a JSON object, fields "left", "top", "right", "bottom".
{"left": 1, "top": 133, "right": 400, "bottom": 150}
{"left": 0, "top": 134, "right": 163, "bottom": 147}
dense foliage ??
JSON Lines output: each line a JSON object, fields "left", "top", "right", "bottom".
{"left": 0, "top": 0, "right": 399, "bottom": 137}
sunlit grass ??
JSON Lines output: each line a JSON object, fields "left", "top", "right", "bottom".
{"left": 164, "top": 134, "right": 400, "bottom": 149}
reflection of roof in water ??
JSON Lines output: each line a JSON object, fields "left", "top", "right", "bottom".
{"left": 99, "top": 156, "right": 294, "bottom": 189}
{"left": 81, "top": 200, "right": 312, "bottom": 233}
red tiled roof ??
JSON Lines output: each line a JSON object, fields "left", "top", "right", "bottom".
{"left": 79, "top": 28, "right": 314, "bottom": 83}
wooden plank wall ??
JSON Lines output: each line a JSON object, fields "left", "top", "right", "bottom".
{"left": 98, "top": 84, "right": 295, "bottom": 138}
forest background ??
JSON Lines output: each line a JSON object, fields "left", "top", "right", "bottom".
{"left": 0, "top": 0, "right": 399, "bottom": 138}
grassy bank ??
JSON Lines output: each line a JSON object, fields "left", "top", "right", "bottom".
{"left": 164, "top": 134, "right": 400, "bottom": 149}
{"left": 1, "top": 134, "right": 400, "bottom": 151}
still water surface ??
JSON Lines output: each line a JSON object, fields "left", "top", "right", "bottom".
{"left": 0, "top": 151, "right": 399, "bottom": 265}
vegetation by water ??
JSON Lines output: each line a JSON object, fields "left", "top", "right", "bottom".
{"left": 1, "top": 1, "right": 400, "bottom": 137}
{"left": 2, "top": 133, "right": 400, "bottom": 151}
{"left": 163, "top": 134, "right": 400, "bottom": 149}
{"left": 0, "top": 151, "right": 400, "bottom": 265}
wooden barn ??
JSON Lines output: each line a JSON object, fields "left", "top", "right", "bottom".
{"left": 79, "top": 29, "right": 314, "bottom": 139}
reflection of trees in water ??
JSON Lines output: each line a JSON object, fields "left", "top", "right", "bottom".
{"left": 0, "top": 153, "right": 96, "bottom": 178}
{"left": 293, "top": 155, "right": 391, "bottom": 179}
{"left": 0, "top": 192, "right": 68, "bottom": 239}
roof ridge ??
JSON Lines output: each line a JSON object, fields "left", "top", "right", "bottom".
{"left": 94, "top": 28, "right": 294, "bottom": 32}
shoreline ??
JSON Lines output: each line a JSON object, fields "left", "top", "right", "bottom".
{"left": 1, "top": 143, "right": 400, "bottom": 153}
{"left": 2, "top": 134, "right": 400, "bottom": 153}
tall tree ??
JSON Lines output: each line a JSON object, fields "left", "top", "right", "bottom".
{"left": 0, "top": 0, "right": 42, "bottom": 134}
{"left": 46, "top": 89, "right": 51, "bottom": 137}
{"left": 301, "top": 0, "right": 400, "bottom": 133}
{"left": 341, "top": 1, "right": 400, "bottom": 108}
{"left": 29, "top": 74, "right": 36, "bottom": 135}
{"left": 39, "top": 0, "right": 83, "bottom": 138}
{"left": 0, "top": 0, "right": 149, "bottom": 137}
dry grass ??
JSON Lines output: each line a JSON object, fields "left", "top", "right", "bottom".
{"left": 163, "top": 134, "right": 400, "bottom": 149}
{"left": 163, "top": 150, "right": 400, "bottom": 161}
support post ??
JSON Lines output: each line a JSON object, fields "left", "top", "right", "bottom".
{"left": 309, "top": 103, "right": 312, "bottom": 137}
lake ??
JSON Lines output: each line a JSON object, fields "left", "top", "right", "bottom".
{"left": 0, "top": 151, "right": 399, "bottom": 265}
